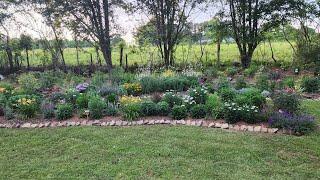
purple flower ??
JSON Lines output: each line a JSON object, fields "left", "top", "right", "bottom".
{"left": 76, "top": 83, "right": 89, "bottom": 92}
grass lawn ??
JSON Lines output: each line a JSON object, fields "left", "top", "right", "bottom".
{"left": 0, "top": 100, "right": 319, "bottom": 179}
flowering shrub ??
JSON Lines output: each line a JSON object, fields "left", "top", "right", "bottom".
{"left": 76, "top": 93, "right": 89, "bottom": 109}
{"left": 188, "top": 87, "right": 208, "bottom": 104}
{"left": 0, "top": 87, "right": 6, "bottom": 94}
{"left": 171, "top": 105, "right": 188, "bottom": 120}
{"left": 162, "top": 91, "right": 183, "bottom": 108}
{"left": 76, "top": 83, "right": 90, "bottom": 93}
{"left": 235, "top": 88, "right": 266, "bottom": 109}
{"left": 121, "top": 103, "right": 141, "bottom": 121}
{"left": 218, "top": 88, "right": 236, "bottom": 102}
{"left": 9, "top": 95, "right": 40, "bottom": 118}
{"left": 18, "top": 73, "right": 40, "bottom": 93}
{"left": 162, "top": 69, "right": 175, "bottom": 77}
{"left": 301, "top": 76, "right": 319, "bottom": 93}
{"left": 269, "top": 112, "right": 316, "bottom": 135}
{"left": 120, "top": 96, "right": 142, "bottom": 106}
{"left": 273, "top": 93, "right": 300, "bottom": 114}
{"left": 123, "top": 82, "right": 142, "bottom": 96}
{"left": 223, "top": 102, "right": 259, "bottom": 124}
{"left": 182, "top": 95, "right": 196, "bottom": 109}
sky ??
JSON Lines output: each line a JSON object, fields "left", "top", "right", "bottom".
{"left": 2, "top": 4, "right": 218, "bottom": 44}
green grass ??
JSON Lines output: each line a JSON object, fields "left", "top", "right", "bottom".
{"left": 0, "top": 99, "right": 318, "bottom": 179}
{"left": 303, "top": 100, "right": 320, "bottom": 124}
{"left": 23, "top": 41, "right": 293, "bottom": 66}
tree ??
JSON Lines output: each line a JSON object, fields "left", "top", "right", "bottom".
{"left": 19, "top": 34, "right": 33, "bottom": 69}
{"left": 227, "top": 0, "right": 309, "bottom": 68}
{"left": 135, "top": 0, "right": 205, "bottom": 67}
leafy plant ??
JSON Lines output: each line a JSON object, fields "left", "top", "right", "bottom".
{"left": 18, "top": 73, "right": 40, "bottom": 93}
{"left": 205, "top": 94, "right": 222, "bottom": 119}
{"left": 123, "top": 82, "right": 142, "bottom": 96}
{"left": 235, "top": 88, "right": 266, "bottom": 109}
{"left": 140, "top": 101, "right": 158, "bottom": 116}
{"left": 273, "top": 93, "right": 300, "bottom": 114}
{"left": 8, "top": 95, "right": 40, "bottom": 118}
{"left": 256, "top": 74, "right": 270, "bottom": 91}
{"left": 56, "top": 103, "right": 73, "bottom": 120}
{"left": 234, "top": 76, "right": 247, "bottom": 90}
{"left": 301, "top": 76, "right": 319, "bottom": 93}
{"left": 223, "top": 102, "right": 259, "bottom": 124}
{"left": 188, "top": 86, "right": 208, "bottom": 104}
{"left": 162, "top": 92, "right": 183, "bottom": 108}
{"left": 156, "top": 101, "right": 170, "bottom": 116}
{"left": 41, "top": 101, "right": 55, "bottom": 119}
{"left": 76, "top": 93, "right": 89, "bottom": 109}
{"left": 190, "top": 104, "right": 207, "bottom": 119}
{"left": 121, "top": 103, "right": 141, "bottom": 121}
{"left": 88, "top": 96, "right": 107, "bottom": 119}
{"left": 91, "top": 71, "right": 107, "bottom": 87}
{"left": 171, "top": 105, "right": 188, "bottom": 120}
{"left": 218, "top": 88, "right": 236, "bottom": 102}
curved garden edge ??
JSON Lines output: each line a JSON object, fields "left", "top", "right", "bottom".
{"left": 0, "top": 118, "right": 311, "bottom": 136}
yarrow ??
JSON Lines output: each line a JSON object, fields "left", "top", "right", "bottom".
{"left": 223, "top": 102, "right": 259, "bottom": 124}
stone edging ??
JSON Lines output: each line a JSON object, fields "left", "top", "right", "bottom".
{"left": 0, "top": 119, "right": 286, "bottom": 134}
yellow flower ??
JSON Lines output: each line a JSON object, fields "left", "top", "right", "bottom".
{"left": 120, "top": 96, "right": 142, "bottom": 106}
{"left": 0, "top": 87, "right": 6, "bottom": 93}
{"left": 162, "top": 69, "right": 175, "bottom": 77}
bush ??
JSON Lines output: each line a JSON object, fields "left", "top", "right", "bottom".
{"left": 162, "top": 92, "right": 183, "bottom": 108}
{"left": 76, "top": 93, "right": 89, "bottom": 109}
{"left": 121, "top": 103, "right": 141, "bottom": 121}
{"left": 0, "top": 82, "right": 14, "bottom": 97}
{"left": 88, "top": 96, "right": 107, "bottom": 119}
{"left": 56, "top": 103, "right": 73, "bottom": 120}
{"left": 282, "top": 77, "right": 295, "bottom": 89}
{"left": 156, "top": 101, "right": 170, "bottom": 116}
{"left": 234, "top": 76, "right": 247, "bottom": 90}
{"left": 218, "top": 88, "right": 236, "bottom": 102}
{"left": 273, "top": 93, "right": 300, "bottom": 114}
{"left": 104, "top": 103, "right": 118, "bottom": 116}
{"left": 268, "top": 71, "right": 281, "bottom": 80}
{"left": 235, "top": 88, "right": 266, "bottom": 109}
{"left": 188, "top": 87, "right": 208, "bottom": 104}
{"left": 38, "top": 71, "right": 57, "bottom": 89}
{"left": 4, "top": 106, "right": 14, "bottom": 120}
{"left": 140, "top": 101, "right": 158, "bottom": 116}
{"left": 65, "top": 89, "right": 80, "bottom": 105}
{"left": 190, "top": 104, "right": 207, "bottom": 119}
{"left": 151, "top": 92, "right": 162, "bottom": 103}
{"left": 123, "top": 82, "right": 142, "bottom": 96}
{"left": 41, "top": 101, "right": 55, "bottom": 119}
{"left": 98, "top": 86, "right": 120, "bottom": 97}
{"left": 256, "top": 74, "right": 270, "bottom": 91}
{"left": 243, "top": 65, "right": 259, "bottom": 77}
{"left": 91, "top": 71, "right": 107, "bottom": 87}
{"left": 18, "top": 73, "right": 40, "bottom": 93}
{"left": 171, "top": 105, "right": 188, "bottom": 120}
{"left": 140, "top": 76, "right": 161, "bottom": 94}
{"left": 8, "top": 95, "right": 40, "bottom": 118}
{"left": 226, "top": 67, "right": 238, "bottom": 77}
{"left": 205, "top": 94, "right": 222, "bottom": 119}
{"left": 223, "top": 102, "right": 259, "bottom": 124}
{"left": 106, "top": 93, "right": 118, "bottom": 104}
{"left": 301, "top": 77, "right": 319, "bottom": 93}
{"left": 162, "top": 76, "right": 191, "bottom": 92}
{"left": 120, "top": 96, "right": 142, "bottom": 106}
{"left": 0, "top": 94, "right": 6, "bottom": 116}
{"left": 269, "top": 112, "right": 316, "bottom": 135}
{"left": 217, "top": 77, "right": 231, "bottom": 90}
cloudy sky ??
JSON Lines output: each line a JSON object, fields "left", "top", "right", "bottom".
{"left": 3, "top": 4, "right": 218, "bottom": 44}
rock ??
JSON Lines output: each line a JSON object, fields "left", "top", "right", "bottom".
{"left": 0, "top": 124, "right": 5, "bottom": 128}
{"left": 31, "top": 124, "right": 38, "bottom": 128}
{"left": 131, "top": 121, "right": 137, "bottom": 126}
{"left": 191, "top": 121, "right": 196, "bottom": 126}
{"left": 50, "top": 122, "right": 58, "bottom": 127}
{"left": 171, "top": 120, "right": 177, "bottom": 125}
{"left": 137, "top": 120, "right": 144, "bottom": 125}
{"left": 261, "top": 127, "right": 268, "bottom": 133}
{"left": 186, "top": 120, "right": 192, "bottom": 126}
{"left": 165, "top": 120, "right": 171, "bottom": 124}
{"left": 75, "top": 122, "right": 81, "bottom": 126}
{"left": 109, "top": 121, "right": 116, "bottom": 126}
{"left": 254, "top": 126, "right": 262, "bottom": 132}
{"left": 92, "top": 120, "right": 101, "bottom": 126}
{"left": 247, "top": 126, "right": 254, "bottom": 132}
{"left": 121, "top": 121, "right": 128, "bottom": 126}
{"left": 144, "top": 120, "right": 150, "bottom": 125}
{"left": 14, "top": 123, "right": 21, "bottom": 128}
{"left": 233, "top": 125, "right": 240, "bottom": 131}
{"left": 180, "top": 120, "right": 186, "bottom": 125}
{"left": 201, "top": 121, "right": 208, "bottom": 127}
{"left": 221, "top": 123, "right": 229, "bottom": 129}
{"left": 208, "top": 123, "right": 215, "bottom": 128}
{"left": 0, "top": 74, "right": 4, "bottom": 80}
{"left": 5, "top": 124, "right": 13, "bottom": 128}
{"left": 155, "top": 120, "right": 160, "bottom": 124}
{"left": 127, "top": 122, "right": 132, "bottom": 126}
{"left": 215, "top": 123, "right": 222, "bottom": 128}
{"left": 86, "top": 121, "right": 93, "bottom": 126}
{"left": 148, "top": 120, "right": 155, "bottom": 125}
{"left": 240, "top": 125, "right": 247, "bottom": 131}
{"left": 44, "top": 122, "right": 51, "bottom": 127}
{"left": 81, "top": 121, "right": 87, "bottom": 126}
{"left": 115, "top": 121, "right": 122, "bottom": 126}
{"left": 101, "top": 122, "right": 106, "bottom": 126}
{"left": 159, "top": 120, "right": 165, "bottom": 124}
{"left": 268, "top": 128, "right": 279, "bottom": 134}
{"left": 38, "top": 123, "right": 45, "bottom": 128}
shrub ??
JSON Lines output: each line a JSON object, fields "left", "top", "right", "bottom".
{"left": 76, "top": 93, "right": 89, "bottom": 109}
{"left": 65, "top": 89, "right": 80, "bottom": 105}
{"left": 75, "top": 83, "right": 90, "bottom": 93}
{"left": 106, "top": 93, "right": 118, "bottom": 104}
{"left": 171, "top": 105, "right": 188, "bottom": 120}
{"left": 162, "top": 92, "right": 183, "bottom": 108}
{"left": 121, "top": 103, "right": 141, "bottom": 121}
{"left": 223, "top": 102, "right": 259, "bottom": 124}
{"left": 151, "top": 92, "right": 162, "bottom": 103}
{"left": 18, "top": 73, "right": 40, "bottom": 93}
{"left": 226, "top": 67, "right": 238, "bottom": 77}
{"left": 0, "top": 94, "right": 6, "bottom": 116}
{"left": 91, "top": 71, "right": 107, "bottom": 87}
{"left": 9, "top": 95, "right": 40, "bottom": 118}
{"left": 0, "top": 82, "right": 14, "bottom": 97}
{"left": 140, "top": 101, "right": 158, "bottom": 116}
{"left": 4, "top": 106, "right": 14, "bottom": 120}
{"left": 156, "top": 101, "right": 170, "bottom": 116}
{"left": 38, "top": 71, "right": 57, "bottom": 89}
{"left": 41, "top": 101, "right": 55, "bottom": 119}
{"left": 301, "top": 77, "right": 319, "bottom": 93}
{"left": 269, "top": 112, "right": 316, "bottom": 135}
{"left": 49, "top": 92, "right": 66, "bottom": 103}
{"left": 140, "top": 76, "right": 160, "bottom": 94}
{"left": 234, "top": 76, "right": 247, "bottom": 90}
{"left": 235, "top": 88, "right": 266, "bottom": 109}
{"left": 268, "top": 71, "right": 281, "bottom": 80}
{"left": 98, "top": 86, "right": 120, "bottom": 97}
{"left": 282, "top": 77, "right": 295, "bottom": 89}
{"left": 205, "top": 94, "right": 222, "bottom": 119}
{"left": 162, "top": 76, "right": 190, "bottom": 92}
{"left": 104, "top": 103, "right": 118, "bottom": 116}
{"left": 217, "top": 77, "right": 231, "bottom": 90}
{"left": 218, "top": 88, "right": 236, "bottom": 102}
{"left": 123, "top": 82, "right": 142, "bottom": 96}
{"left": 88, "top": 96, "right": 107, "bottom": 119}
{"left": 256, "top": 74, "right": 270, "bottom": 91}
{"left": 188, "top": 87, "right": 208, "bottom": 104}
{"left": 273, "top": 93, "right": 300, "bottom": 114}
{"left": 56, "top": 103, "right": 73, "bottom": 120}
{"left": 190, "top": 104, "right": 207, "bottom": 119}
{"left": 243, "top": 65, "right": 259, "bottom": 77}
{"left": 120, "top": 96, "right": 142, "bottom": 106}
{"left": 204, "top": 67, "right": 219, "bottom": 78}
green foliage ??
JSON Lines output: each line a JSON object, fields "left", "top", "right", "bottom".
{"left": 188, "top": 87, "right": 208, "bottom": 104}
{"left": 65, "top": 89, "right": 80, "bottom": 105}
{"left": 223, "top": 102, "right": 259, "bottom": 124}
{"left": 140, "top": 101, "right": 158, "bottom": 116}
{"left": 121, "top": 103, "right": 141, "bottom": 121}
{"left": 76, "top": 93, "right": 89, "bottom": 109}
{"left": 234, "top": 76, "right": 247, "bottom": 90}
{"left": 38, "top": 71, "right": 58, "bottom": 89}
{"left": 243, "top": 65, "right": 259, "bottom": 77}
{"left": 226, "top": 67, "right": 238, "bottom": 77}
{"left": 301, "top": 76, "right": 319, "bottom": 93}
{"left": 217, "top": 77, "right": 231, "bottom": 90}
{"left": 4, "top": 106, "right": 14, "bottom": 120}
{"left": 156, "top": 101, "right": 170, "bottom": 116}
{"left": 162, "top": 92, "right": 183, "bottom": 108}
{"left": 18, "top": 73, "right": 40, "bottom": 93}
{"left": 91, "top": 71, "right": 107, "bottom": 87}
{"left": 190, "top": 104, "right": 207, "bottom": 119}
{"left": 151, "top": 92, "right": 162, "bottom": 103}
{"left": 205, "top": 94, "right": 222, "bottom": 119}
{"left": 0, "top": 82, "right": 14, "bottom": 97}
{"left": 235, "top": 88, "right": 266, "bottom": 109}
{"left": 104, "top": 104, "right": 118, "bottom": 116}
{"left": 106, "top": 93, "right": 118, "bottom": 104}
{"left": 8, "top": 94, "right": 40, "bottom": 119}
{"left": 256, "top": 74, "right": 270, "bottom": 91}
{"left": 171, "top": 105, "right": 188, "bottom": 120}
{"left": 218, "top": 88, "right": 236, "bottom": 102}
{"left": 98, "top": 86, "right": 120, "bottom": 97}
{"left": 88, "top": 96, "right": 107, "bottom": 119}
{"left": 282, "top": 77, "right": 295, "bottom": 89}
{"left": 273, "top": 93, "right": 300, "bottom": 114}
{"left": 41, "top": 101, "right": 55, "bottom": 119}
{"left": 56, "top": 103, "right": 73, "bottom": 120}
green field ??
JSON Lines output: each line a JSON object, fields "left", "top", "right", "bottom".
{"left": 25, "top": 41, "right": 294, "bottom": 66}
{"left": 0, "top": 100, "right": 319, "bottom": 179}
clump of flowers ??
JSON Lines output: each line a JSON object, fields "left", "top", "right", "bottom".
{"left": 162, "top": 69, "right": 175, "bottom": 77}
{"left": 76, "top": 83, "right": 89, "bottom": 93}
{"left": 188, "top": 86, "right": 208, "bottom": 104}
{"left": 269, "top": 112, "right": 316, "bottom": 135}
{"left": 120, "top": 96, "right": 142, "bottom": 106}
{"left": 9, "top": 95, "right": 39, "bottom": 119}
{"left": 123, "top": 82, "right": 142, "bottom": 96}
{"left": 223, "top": 102, "right": 259, "bottom": 124}
{"left": 0, "top": 87, "right": 6, "bottom": 94}
{"left": 183, "top": 95, "right": 196, "bottom": 109}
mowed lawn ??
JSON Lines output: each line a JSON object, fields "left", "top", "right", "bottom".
{"left": 0, "top": 100, "right": 319, "bottom": 179}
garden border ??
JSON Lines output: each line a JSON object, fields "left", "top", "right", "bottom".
{"left": 0, "top": 119, "right": 298, "bottom": 135}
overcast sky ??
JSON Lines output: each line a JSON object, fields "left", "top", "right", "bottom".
{"left": 3, "top": 4, "right": 218, "bottom": 44}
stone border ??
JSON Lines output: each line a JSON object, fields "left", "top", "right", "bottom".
{"left": 0, "top": 119, "right": 285, "bottom": 134}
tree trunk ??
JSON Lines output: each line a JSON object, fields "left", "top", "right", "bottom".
{"left": 240, "top": 52, "right": 253, "bottom": 68}
{"left": 125, "top": 54, "right": 128, "bottom": 72}
{"left": 216, "top": 40, "right": 221, "bottom": 66}
{"left": 120, "top": 46, "right": 123, "bottom": 68}
{"left": 5, "top": 48, "right": 14, "bottom": 72}
{"left": 26, "top": 49, "right": 30, "bottom": 70}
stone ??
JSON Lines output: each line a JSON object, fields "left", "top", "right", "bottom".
{"left": 215, "top": 123, "right": 222, "bottom": 128}
{"left": 109, "top": 121, "right": 116, "bottom": 126}
{"left": 228, "top": 124, "right": 234, "bottom": 129}
{"left": 171, "top": 120, "right": 177, "bottom": 125}
{"left": 191, "top": 121, "right": 196, "bottom": 126}
{"left": 143, "top": 120, "right": 149, "bottom": 125}
{"left": 160, "top": 120, "right": 165, "bottom": 124}
{"left": 101, "top": 122, "right": 106, "bottom": 126}
{"left": 81, "top": 120, "right": 87, "bottom": 126}
{"left": 221, "top": 123, "right": 229, "bottom": 129}
{"left": 127, "top": 122, "right": 132, "bottom": 126}
{"left": 122, "top": 121, "right": 128, "bottom": 126}
{"left": 115, "top": 121, "right": 122, "bottom": 126}
{"left": 240, "top": 125, "right": 247, "bottom": 131}
{"left": 31, "top": 124, "right": 39, "bottom": 128}
{"left": 165, "top": 120, "right": 171, "bottom": 124}
{"left": 268, "top": 128, "right": 279, "bottom": 134}
{"left": 155, "top": 120, "right": 160, "bottom": 124}
{"left": 186, "top": 120, "right": 192, "bottom": 126}
{"left": 261, "top": 127, "right": 268, "bottom": 133}
{"left": 0, "top": 124, "right": 5, "bottom": 128}
{"left": 208, "top": 123, "right": 215, "bottom": 128}
{"left": 44, "top": 122, "right": 51, "bottom": 127}
{"left": 38, "top": 123, "right": 45, "bottom": 128}
{"left": 14, "top": 123, "right": 21, "bottom": 128}
{"left": 180, "top": 120, "right": 186, "bottom": 125}
{"left": 148, "top": 120, "right": 155, "bottom": 125}
{"left": 254, "top": 126, "right": 262, "bottom": 132}
{"left": 75, "top": 122, "right": 81, "bottom": 126}
{"left": 5, "top": 124, "right": 13, "bottom": 128}
{"left": 131, "top": 121, "right": 137, "bottom": 126}
{"left": 93, "top": 120, "right": 101, "bottom": 126}
{"left": 86, "top": 121, "right": 93, "bottom": 126}
{"left": 50, "top": 122, "right": 58, "bottom": 127}
{"left": 202, "top": 121, "right": 208, "bottom": 127}
{"left": 247, "top": 126, "right": 254, "bottom": 132}
{"left": 233, "top": 125, "right": 240, "bottom": 131}
{"left": 137, "top": 120, "right": 144, "bottom": 125}
{"left": 196, "top": 121, "right": 203, "bottom": 127}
